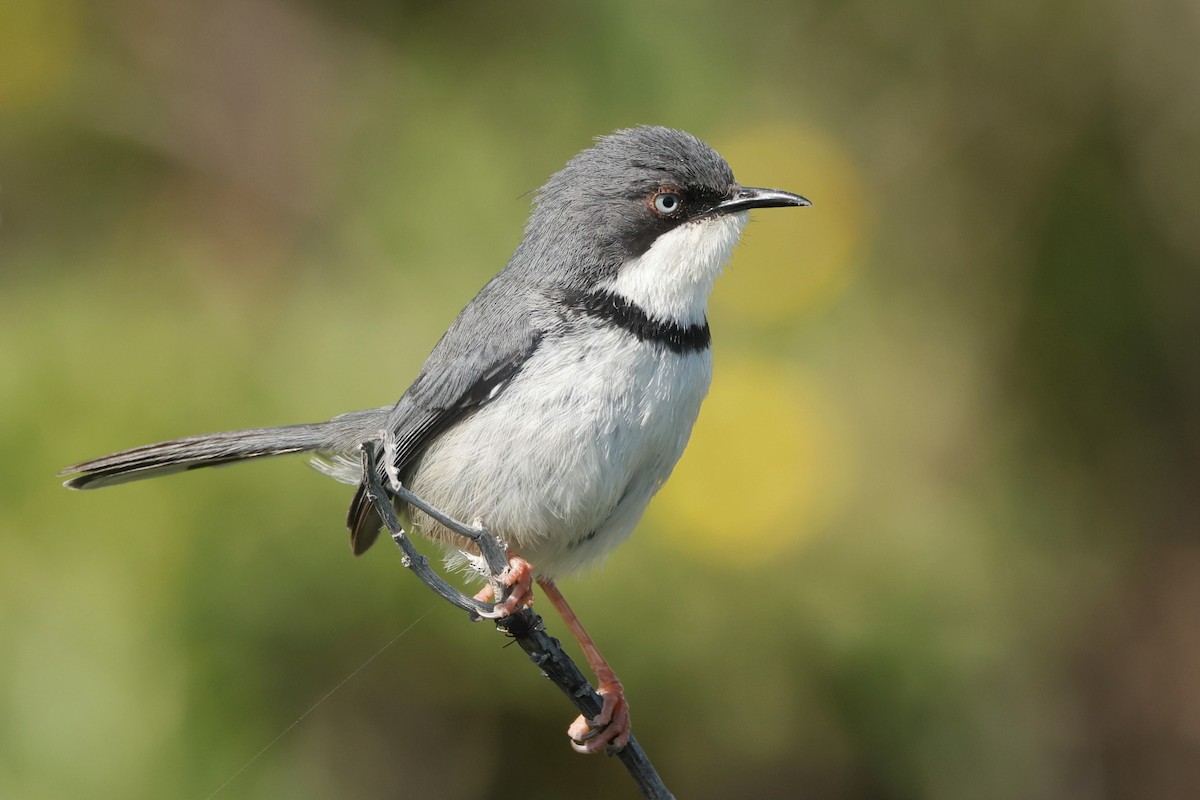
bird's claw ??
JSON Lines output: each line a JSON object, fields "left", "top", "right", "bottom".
{"left": 568, "top": 681, "right": 630, "bottom": 755}
{"left": 375, "top": 429, "right": 404, "bottom": 491}
{"left": 473, "top": 555, "right": 534, "bottom": 619}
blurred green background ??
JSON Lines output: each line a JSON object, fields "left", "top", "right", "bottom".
{"left": 3, "top": 1, "right": 1199, "bottom": 798}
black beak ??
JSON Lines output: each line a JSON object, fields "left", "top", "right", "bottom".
{"left": 711, "top": 186, "right": 812, "bottom": 216}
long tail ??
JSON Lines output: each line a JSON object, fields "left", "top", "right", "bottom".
{"left": 60, "top": 408, "right": 390, "bottom": 490}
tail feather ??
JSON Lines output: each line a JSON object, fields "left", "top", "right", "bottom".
{"left": 347, "top": 482, "right": 385, "bottom": 555}
{"left": 60, "top": 423, "right": 335, "bottom": 490}
{"left": 61, "top": 407, "right": 395, "bottom": 554}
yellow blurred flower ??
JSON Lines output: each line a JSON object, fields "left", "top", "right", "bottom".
{"left": 651, "top": 354, "right": 852, "bottom": 569}
{"left": 714, "top": 121, "right": 869, "bottom": 319}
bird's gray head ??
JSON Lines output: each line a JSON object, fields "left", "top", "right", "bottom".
{"left": 521, "top": 126, "right": 810, "bottom": 324}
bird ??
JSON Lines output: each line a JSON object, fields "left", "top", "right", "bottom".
{"left": 60, "top": 125, "right": 810, "bottom": 754}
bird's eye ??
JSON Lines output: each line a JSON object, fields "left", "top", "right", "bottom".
{"left": 652, "top": 191, "right": 682, "bottom": 216}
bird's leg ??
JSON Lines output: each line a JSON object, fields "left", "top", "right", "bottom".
{"left": 537, "top": 578, "right": 631, "bottom": 754}
{"left": 472, "top": 552, "right": 534, "bottom": 617}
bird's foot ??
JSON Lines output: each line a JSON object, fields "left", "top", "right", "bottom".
{"left": 473, "top": 554, "right": 534, "bottom": 618}
{"left": 375, "top": 428, "right": 404, "bottom": 492}
{"left": 568, "top": 676, "right": 630, "bottom": 755}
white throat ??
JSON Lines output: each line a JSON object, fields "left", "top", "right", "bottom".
{"left": 600, "top": 212, "right": 748, "bottom": 326}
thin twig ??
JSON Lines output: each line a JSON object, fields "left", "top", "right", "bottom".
{"left": 359, "top": 439, "right": 676, "bottom": 800}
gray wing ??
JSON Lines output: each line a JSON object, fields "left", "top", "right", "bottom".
{"left": 346, "top": 277, "right": 548, "bottom": 554}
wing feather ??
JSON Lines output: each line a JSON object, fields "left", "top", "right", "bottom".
{"left": 346, "top": 304, "right": 545, "bottom": 553}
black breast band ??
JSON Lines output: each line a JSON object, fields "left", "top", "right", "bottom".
{"left": 565, "top": 290, "right": 711, "bottom": 354}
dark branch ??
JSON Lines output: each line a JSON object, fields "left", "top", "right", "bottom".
{"left": 359, "top": 439, "right": 676, "bottom": 800}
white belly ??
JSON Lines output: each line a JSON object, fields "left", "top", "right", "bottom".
{"left": 403, "top": 325, "right": 712, "bottom": 578}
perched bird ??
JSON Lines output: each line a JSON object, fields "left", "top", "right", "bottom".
{"left": 61, "top": 126, "right": 810, "bottom": 753}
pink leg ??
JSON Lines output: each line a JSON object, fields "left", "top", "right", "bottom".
{"left": 538, "top": 578, "right": 631, "bottom": 754}
{"left": 474, "top": 554, "right": 534, "bottom": 617}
